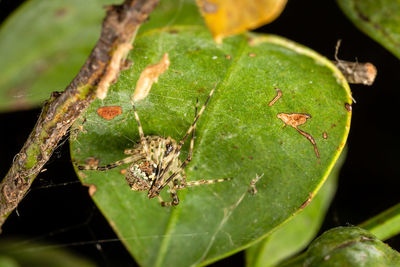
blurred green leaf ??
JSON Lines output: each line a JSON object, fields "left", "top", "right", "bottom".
{"left": 337, "top": 0, "right": 400, "bottom": 59}
{"left": 245, "top": 150, "right": 346, "bottom": 267}
{"left": 0, "top": 239, "right": 95, "bottom": 267}
{"left": 70, "top": 24, "right": 351, "bottom": 266}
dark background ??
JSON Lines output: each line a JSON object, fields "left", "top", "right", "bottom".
{"left": 1, "top": 0, "right": 400, "bottom": 266}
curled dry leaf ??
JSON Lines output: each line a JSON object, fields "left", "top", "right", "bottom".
{"left": 132, "top": 53, "right": 170, "bottom": 102}
{"left": 196, "top": 0, "right": 288, "bottom": 42}
{"left": 333, "top": 40, "right": 377, "bottom": 86}
{"left": 277, "top": 113, "right": 311, "bottom": 128}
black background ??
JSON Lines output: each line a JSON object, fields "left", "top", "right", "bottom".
{"left": 1, "top": 0, "right": 400, "bottom": 266}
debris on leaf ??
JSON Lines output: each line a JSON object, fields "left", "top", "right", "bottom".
{"left": 97, "top": 43, "right": 133, "bottom": 99}
{"left": 300, "top": 193, "right": 313, "bottom": 209}
{"left": 333, "top": 40, "right": 377, "bottom": 85}
{"left": 268, "top": 87, "right": 282, "bottom": 106}
{"left": 277, "top": 113, "right": 320, "bottom": 158}
{"left": 132, "top": 53, "right": 170, "bottom": 102}
{"left": 248, "top": 173, "right": 264, "bottom": 195}
{"left": 97, "top": 106, "right": 122, "bottom": 120}
{"left": 345, "top": 103, "right": 352, "bottom": 112}
{"left": 83, "top": 183, "right": 97, "bottom": 196}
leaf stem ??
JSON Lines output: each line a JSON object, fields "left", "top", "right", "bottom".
{"left": 0, "top": 0, "right": 159, "bottom": 231}
{"left": 359, "top": 203, "right": 400, "bottom": 241}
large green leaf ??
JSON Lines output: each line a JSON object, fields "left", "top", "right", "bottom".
{"left": 245, "top": 150, "right": 345, "bottom": 267}
{"left": 0, "top": 0, "right": 201, "bottom": 112}
{"left": 70, "top": 24, "right": 351, "bottom": 266}
{"left": 337, "top": 0, "right": 400, "bottom": 59}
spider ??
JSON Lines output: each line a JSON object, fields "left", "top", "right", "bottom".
{"left": 78, "top": 85, "right": 230, "bottom": 206}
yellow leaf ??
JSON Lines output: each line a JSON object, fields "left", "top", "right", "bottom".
{"left": 197, "top": 0, "right": 287, "bottom": 42}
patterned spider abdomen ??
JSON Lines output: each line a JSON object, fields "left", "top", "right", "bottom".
{"left": 124, "top": 136, "right": 182, "bottom": 194}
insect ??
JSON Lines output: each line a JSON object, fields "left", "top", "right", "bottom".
{"left": 78, "top": 85, "right": 230, "bottom": 206}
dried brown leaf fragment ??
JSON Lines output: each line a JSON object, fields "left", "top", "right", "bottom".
{"left": 132, "top": 53, "right": 170, "bottom": 102}
{"left": 277, "top": 113, "right": 320, "bottom": 158}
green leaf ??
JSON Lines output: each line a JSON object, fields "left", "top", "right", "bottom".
{"left": 286, "top": 226, "right": 400, "bottom": 267}
{"left": 245, "top": 150, "right": 346, "bottom": 267}
{"left": 0, "top": 239, "right": 95, "bottom": 267}
{"left": 0, "top": 0, "right": 116, "bottom": 112}
{"left": 70, "top": 24, "right": 351, "bottom": 266}
{"left": 0, "top": 0, "right": 201, "bottom": 112}
{"left": 337, "top": 0, "right": 400, "bottom": 59}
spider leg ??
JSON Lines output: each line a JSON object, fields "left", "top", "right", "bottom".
{"left": 77, "top": 155, "right": 142, "bottom": 171}
{"left": 153, "top": 138, "right": 166, "bottom": 187}
{"left": 131, "top": 101, "right": 151, "bottom": 160}
{"left": 124, "top": 148, "right": 137, "bottom": 155}
{"left": 156, "top": 183, "right": 179, "bottom": 206}
{"left": 149, "top": 84, "right": 216, "bottom": 196}
{"left": 178, "top": 97, "right": 198, "bottom": 188}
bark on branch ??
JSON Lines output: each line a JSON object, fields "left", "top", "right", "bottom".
{"left": 0, "top": 0, "right": 159, "bottom": 230}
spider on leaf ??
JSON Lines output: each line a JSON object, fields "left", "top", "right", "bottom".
{"left": 77, "top": 85, "right": 230, "bottom": 206}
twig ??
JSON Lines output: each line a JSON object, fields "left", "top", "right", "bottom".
{"left": 0, "top": 0, "right": 159, "bottom": 230}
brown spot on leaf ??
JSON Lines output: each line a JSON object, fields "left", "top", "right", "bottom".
{"left": 323, "top": 132, "right": 328, "bottom": 139}
{"left": 198, "top": 0, "right": 219, "bottom": 13}
{"left": 83, "top": 183, "right": 97, "bottom": 196}
{"left": 85, "top": 157, "right": 100, "bottom": 167}
{"left": 168, "top": 29, "right": 179, "bottom": 34}
{"left": 97, "top": 106, "right": 122, "bottom": 120}
{"left": 225, "top": 54, "right": 232, "bottom": 60}
{"left": 300, "top": 193, "right": 313, "bottom": 209}
{"left": 277, "top": 113, "right": 320, "bottom": 158}
{"left": 345, "top": 103, "right": 352, "bottom": 112}
{"left": 248, "top": 52, "right": 257, "bottom": 57}
{"left": 55, "top": 8, "right": 68, "bottom": 17}
{"left": 121, "top": 59, "right": 132, "bottom": 71}
{"left": 132, "top": 53, "right": 170, "bottom": 102}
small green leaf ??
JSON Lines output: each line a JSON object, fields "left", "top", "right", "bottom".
{"left": 337, "top": 0, "right": 400, "bottom": 59}
{"left": 70, "top": 24, "right": 351, "bottom": 266}
{"left": 292, "top": 226, "right": 400, "bottom": 267}
{"left": 245, "top": 151, "right": 345, "bottom": 267}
